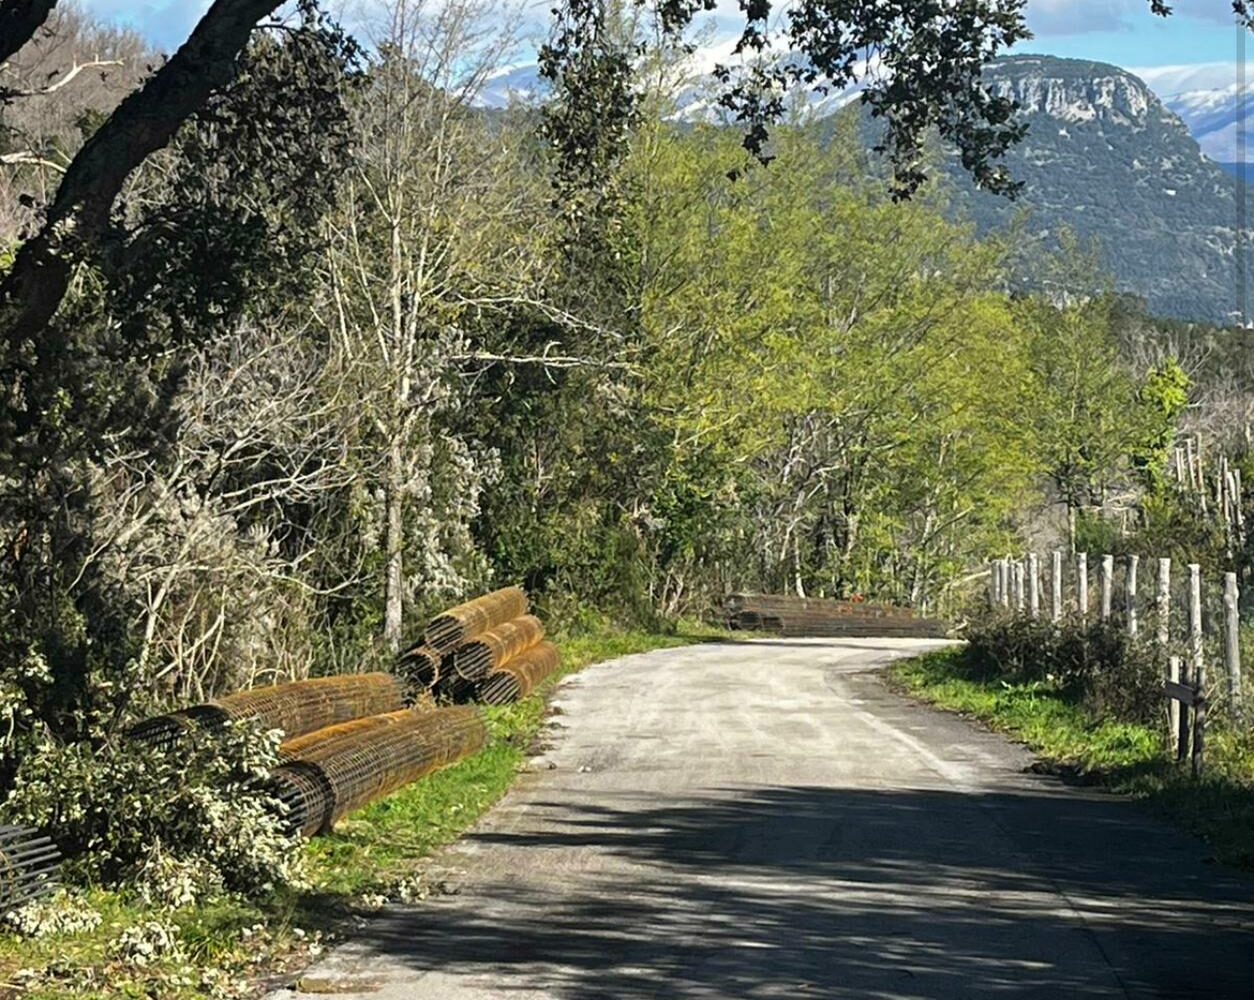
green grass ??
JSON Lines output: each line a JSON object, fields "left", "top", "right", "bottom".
{"left": 0, "top": 619, "right": 732, "bottom": 999}
{"left": 889, "top": 648, "right": 1254, "bottom": 870}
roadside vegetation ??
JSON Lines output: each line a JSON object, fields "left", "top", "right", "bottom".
{"left": 890, "top": 631, "right": 1254, "bottom": 871}
{"left": 0, "top": 620, "right": 724, "bottom": 999}
{"left": 1, "top": 0, "right": 1253, "bottom": 996}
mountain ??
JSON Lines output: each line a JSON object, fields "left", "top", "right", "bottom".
{"left": 1130, "top": 63, "right": 1249, "bottom": 170}
{"left": 480, "top": 52, "right": 1249, "bottom": 323}
{"left": 941, "top": 55, "right": 1249, "bottom": 323}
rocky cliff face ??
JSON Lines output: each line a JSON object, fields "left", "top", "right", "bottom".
{"left": 945, "top": 55, "right": 1249, "bottom": 323}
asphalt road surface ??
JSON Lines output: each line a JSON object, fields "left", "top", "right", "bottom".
{"left": 271, "top": 638, "right": 1254, "bottom": 1000}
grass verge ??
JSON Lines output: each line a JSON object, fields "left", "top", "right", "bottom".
{"left": 0, "top": 619, "right": 731, "bottom": 1000}
{"left": 888, "top": 647, "right": 1254, "bottom": 871}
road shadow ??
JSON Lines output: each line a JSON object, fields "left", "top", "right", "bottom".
{"left": 349, "top": 784, "right": 1254, "bottom": 998}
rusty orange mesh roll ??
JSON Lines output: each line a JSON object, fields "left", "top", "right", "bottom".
{"left": 277, "top": 706, "right": 431, "bottom": 761}
{"left": 394, "top": 643, "right": 442, "bottom": 697}
{"left": 424, "top": 587, "right": 528, "bottom": 653}
{"left": 127, "top": 673, "right": 406, "bottom": 748}
{"left": 271, "top": 706, "right": 487, "bottom": 837}
{"left": 478, "top": 642, "right": 561, "bottom": 705}
{"left": 453, "top": 614, "right": 545, "bottom": 681}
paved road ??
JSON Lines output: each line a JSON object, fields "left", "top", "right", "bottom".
{"left": 271, "top": 639, "right": 1254, "bottom": 999}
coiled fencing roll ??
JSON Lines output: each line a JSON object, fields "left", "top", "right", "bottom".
{"left": 277, "top": 707, "right": 425, "bottom": 761}
{"left": 394, "top": 643, "right": 443, "bottom": 698}
{"left": 424, "top": 587, "right": 529, "bottom": 653}
{"left": 725, "top": 594, "right": 946, "bottom": 638}
{"left": 270, "top": 706, "right": 487, "bottom": 837}
{"left": 453, "top": 614, "right": 545, "bottom": 681}
{"left": 126, "top": 673, "right": 406, "bottom": 749}
{"left": 0, "top": 826, "right": 62, "bottom": 913}
{"left": 478, "top": 641, "right": 562, "bottom": 706}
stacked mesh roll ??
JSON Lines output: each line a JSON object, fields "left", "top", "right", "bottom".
{"left": 453, "top": 614, "right": 546, "bottom": 681}
{"left": 126, "top": 673, "right": 406, "bottom": 748}
{"left": 394, "top": 643, "right": 442, "bottom": 696}
{"left": 270, "top": 707, "right": 486, "bottom": 837}
{"left": 0, "top": 826, "right": 62, "bottom": 913}
{"left": 424, "top": 587, "right": 529, "bottom": 653}
{"left": 725, "top": 593, "right": 947, "bottom": 638}
{"left": 478, "top": 641, "right": 562, "bottom": 706}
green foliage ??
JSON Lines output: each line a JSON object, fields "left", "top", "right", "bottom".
{"left": 892, "top": 646, "right": 1254, "bottom": 869}
{"left": 966, "top": 614, "right": 1168, "bottom": 726}
{"left": 630, "top": 117, "right": 1037, "bottom": 607}
{"left": 0, "top": 12, "right": 357, "bottom": 782}
{"left": 3, "top": 722, "right": 303, "bottom": 901}
{"left": 1134, "top": 360, "right": 1191, "bottom": 491}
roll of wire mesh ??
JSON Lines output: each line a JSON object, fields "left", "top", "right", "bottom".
{"left": 394, "top": 643, "right": 442, "bottom": 698}
{"left": 452, "top": 614, "right": 545, "bottom": 681}
{"left": 435, "top": 671, "right": 478, "bottom": 704}
{"left": 126, "top": 673, "right": 406, "bottom": 750}
{"left": 423, "top": 587, "right": 529, "bottom": 653}
{"left": 0, "top": 826, "right": 62, "bottom": 913}
{"left": 277, "top": 707, "right": 429, "bottom": 762}
{"left": 270, "top": 706, "right": 487, "bottom": 837}
{"left": 724, "top": 593, "right": 946, "bottom": 638}
{"left": 477, "top": 641, "right": 562, "bottom": 706}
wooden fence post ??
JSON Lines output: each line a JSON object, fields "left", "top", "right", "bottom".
{"left": 1077, "top": 552, "right": 1089, "bottom": 622}
{"left": 1100, "top": 554, "right": 1114, "bottom": 622}
{"left": 1157, "top": 558, "right": 1171, "bottom": 647}
{"left": 1188, "top": 564, "right": 1206, "bottom": 777}
{"left": 1225, "top": 572, "right": 1243, "bottom": 723}
{"left": 1052, "top": 549, "right": 1063, "bottom": 623}
{"left": 1014, "top": 560, "right": 1026, "bottom": 614}
{"left": 1189, "top": 564, "right": 1204, "bottom": 685}
{"left": 1126, "top": 554, "right": 1139, "bottom": 637}
{"left": 1028, "top": 553, "right": 1041, "bottom": 620}
{"left": 989, "top": 559, "right": 999, "bottom": 608}
{"left": 1001, "top": 559, "right": 1012, "bottom": 609}
{"left": 1170, "top": 655, "right": 1186, "bottom": 760}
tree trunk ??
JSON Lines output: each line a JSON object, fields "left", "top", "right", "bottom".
{"left": 0, "top": 0, "right": 59, "bottom": 64}
{"left": 384, "top": 436, "right": 405, "bottom": 654}
{"left": 0, "top": 0, "right": 282, "bottom": 340}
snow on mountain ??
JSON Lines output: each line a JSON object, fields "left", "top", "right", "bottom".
{"left": 478, "top": 48, "right": 1250, "bottom": 167}
{"left": 1130, "top": 63, "right": 1249, "bottom": 165}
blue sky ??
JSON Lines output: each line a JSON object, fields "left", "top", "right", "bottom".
{"left": 80, "top": 0, "right": 1248, "bottom": 91}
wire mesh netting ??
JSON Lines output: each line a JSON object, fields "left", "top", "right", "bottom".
{"left": 0, "top": 825, "right": 62, "bottom": 913}
{"left": 277, "top": 707, "right": 430, "bottom": 761}
{"left": 127, "top": 673, "right": 406, "bottom": 749}
{"left": 725, "top": 594, "right": 947, "bottom": 638}
{"left": 394, "top": 643, "right": 442, "bottom": 698}
{"left": 423, "top": 587, "right": 529, "bottom": 653}
{"left": 453, "top": 614, "right": 545, "bottom": 681}
{"left": 270, "top": 706, "right": 487, "bottom": 837}
{"left": 478, "top": 641, "right": 562, "bottom": 706}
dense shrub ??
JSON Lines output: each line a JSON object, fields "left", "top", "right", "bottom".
{"left": 2, "top": 722, "right": 303, "bottom": 904}
{"left": 967, "top": 613, "right": 1166, "bottom": 727}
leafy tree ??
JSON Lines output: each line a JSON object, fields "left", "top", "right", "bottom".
{"left": 0, "top": 10, "right": 355, "bottom": 777}
{"left": 540, "top": 0, "right": 1244, "bottom": 199}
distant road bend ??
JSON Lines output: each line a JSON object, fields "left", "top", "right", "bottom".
{"left": 273, "top": 638, "right": 1254, "bottom": 1000}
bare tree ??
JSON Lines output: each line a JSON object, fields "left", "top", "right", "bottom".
{"left": 321, "top": 0, "right": 559, "bottom": 650}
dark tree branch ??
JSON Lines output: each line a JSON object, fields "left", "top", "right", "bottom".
{"left": 0, "top": 0, "right": 283, "bottom": 342}
{"left": 0, "top": 0, "right": 58, "bottom": 65}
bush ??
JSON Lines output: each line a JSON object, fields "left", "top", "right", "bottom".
{"left": 967, "top": 613, "right": 1166, "bottom": 727}
{"left": 2, "top": 721, "right": 305, "bottom": 904}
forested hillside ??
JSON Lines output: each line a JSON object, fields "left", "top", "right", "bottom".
{"left": 1, "top": 1, "right": 1252, "bottom": 989}
{"left": 0, "top": 0, "right": 1230, "bottom": 752}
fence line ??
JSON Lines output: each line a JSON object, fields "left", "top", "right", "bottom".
{"left": 987, "top": 548, "right": 1246, "bottom": 776}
